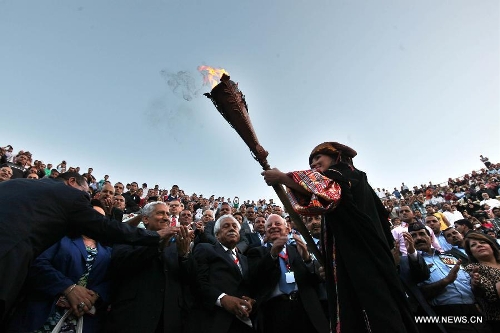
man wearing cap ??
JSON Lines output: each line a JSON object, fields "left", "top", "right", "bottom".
{"left": 261, "top": 142, "right": 417, "bottom": 333}
{"left": 408, "top": 223, "right": 490, "bottom": 333}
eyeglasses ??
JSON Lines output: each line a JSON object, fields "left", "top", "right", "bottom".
{"left": 114, "top": 186, "right": 123, "bottom": 189}
{"left": 426, "top": 220, "right": 439, "bottom": 223}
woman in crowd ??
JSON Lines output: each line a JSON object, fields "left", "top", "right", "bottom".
{"left": 464, "top": 232, "right": 500, "bottom": 330}
{"left": 7, "top": 206, "right": 112, "bottom": 333}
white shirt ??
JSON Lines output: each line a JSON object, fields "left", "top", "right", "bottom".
{"left": 442, "top": 210, "right": 464, "bottom": 224}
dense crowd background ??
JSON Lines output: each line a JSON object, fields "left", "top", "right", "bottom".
{"left": 1, "top": 144, "right": 499, "bottom": 228}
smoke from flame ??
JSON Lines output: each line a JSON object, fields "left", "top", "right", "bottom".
{"left": 198, "top": 65, "right": 229, "bottom": 89}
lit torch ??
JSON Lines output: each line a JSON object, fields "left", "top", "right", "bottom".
{"left": 204, "top": 73, "right": 324, "bottom": 266}
{"left": 198, "top": 65, "right": 229, "bottom": 89}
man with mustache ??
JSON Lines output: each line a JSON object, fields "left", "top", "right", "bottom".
{"left": 191, "top": 214, "right": 255, "bottom": 333}
{"left": 408, "top": 223, "right": 490, "bottom": 333}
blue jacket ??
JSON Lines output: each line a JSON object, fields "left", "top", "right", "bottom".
{"left": 8, "top": 236, "right": 112, "bottom": 333}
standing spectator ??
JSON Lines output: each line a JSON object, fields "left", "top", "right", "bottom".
{"left": 247, "top": 214, "right": 329, "bottom": 333}
{"left": 1, "top": 152, "right": 28, "bottom": 179}
{"left": 480, "top": 155, "right": 492, "bottom": 168}
{"left": 167, "top": 185, "right": 180, "bottom": 202}
{"left": 56, "top": 160, "right": 67, "bottom": 173}
{"left": 191, "top": 215, "right": 255, "bottom": 333}
{"left": 106, "top": 202, "right": 195, "bottom": 333}
{"left": 0, "top": 173, "right": 174, "bottom": 326}
{"left": 122, "top": 181, "right": 140, "bottom": 213}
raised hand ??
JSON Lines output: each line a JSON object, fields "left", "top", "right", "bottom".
{"left": 444, "top": 260, "right": 462, "bottom": 285}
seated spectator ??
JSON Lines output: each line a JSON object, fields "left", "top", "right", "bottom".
{"left": 425, "top": 215, "right": 452, "bottom": 252}
{"left": 491, "top": 207, "right": 500, "bottom": 233}
{"left": 464, "top": 232, "right": 500, "bottom": 331}
{"left": 442, "top": 202, "right": 464, "bottom": 224}
{"left": 408, "top": 223, "right": 491, "bottom": 333}
{"left": 425, "top": 205, "right": 450, "bottom": 231}
{"left": 454, "top": 219, "right": 474, "bottom": 237}
{"left": 480, "top": 193, "right": 500, "bottom": 209}
{"left": 442, "top": 227, "right": 470, "bottom": 265}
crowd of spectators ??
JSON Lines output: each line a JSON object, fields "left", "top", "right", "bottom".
{"left": 2, "top": 144, "right": 500, "bottom": 332}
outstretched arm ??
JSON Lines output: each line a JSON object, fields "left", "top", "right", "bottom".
{"left": 261, "top": 168, "right": 311, "bottom": 196}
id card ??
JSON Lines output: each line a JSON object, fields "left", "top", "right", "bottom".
{"left": 285, "top": 271, "right": 295, "bottom": 283}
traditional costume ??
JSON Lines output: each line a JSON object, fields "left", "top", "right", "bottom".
{"left": 285, "top": 142, "right": 417, "bottom": 333}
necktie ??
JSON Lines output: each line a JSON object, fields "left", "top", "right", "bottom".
{"left": 278, "top": 250, "right": 295, "bottom": 294}
{"left": 171, "top": 216, "right": 177, "bottom": 227}
{"left": 227, "top": 249, "right": 242, "bottom": 273}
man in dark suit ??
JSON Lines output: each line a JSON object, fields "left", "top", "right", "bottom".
{"left": 245, "top": 215, "right": 266, "bottom": 253}
{"left": 106, "top": 201, "right": 196, "bottom": 333}
{"left": 192, "top": 214, "right": 255, "bottom": 333}
{"left": 247, "top": 214, "right": 328, "bottom": 333}
{"left": 0, "top": 173, "right": 173, "bottom": 327}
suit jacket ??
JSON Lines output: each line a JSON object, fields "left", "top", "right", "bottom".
{"left": 245, "top": 232, "right": 264, "bottom": 253}
{"left": 194, "top": 221, "right": 218, "bottom": 247}
{"left": 106, "top": 242, "right": 197, "bottom": 333}
{"left": 191, "top": 242, "right": 252, "bottom": 333}
{"left": 7, "top": 237, "right": 112, "bottom": 333}
{"left": 0, "top": 178, "right": 160, "bottom": 323}
{"left": 247, "top": 244, "right": 329, "bottom": 333}
{"left": 445, "top": 247, "right": 469, "bottom": 266}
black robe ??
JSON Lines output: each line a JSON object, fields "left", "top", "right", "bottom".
{"left": 320, "top": 163, "right": 417, "bottom": 333}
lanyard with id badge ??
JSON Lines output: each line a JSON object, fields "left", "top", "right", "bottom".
{"left": 279, "top": 251, "right": 295, "bottom": 283}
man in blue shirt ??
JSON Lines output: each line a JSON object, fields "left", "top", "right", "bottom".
{"left": 408, "top": 223, "right": 490, "bottom": 333}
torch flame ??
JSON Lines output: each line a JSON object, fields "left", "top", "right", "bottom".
{"left": 198, "top": 65, "right": 230, "bottom": 89}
